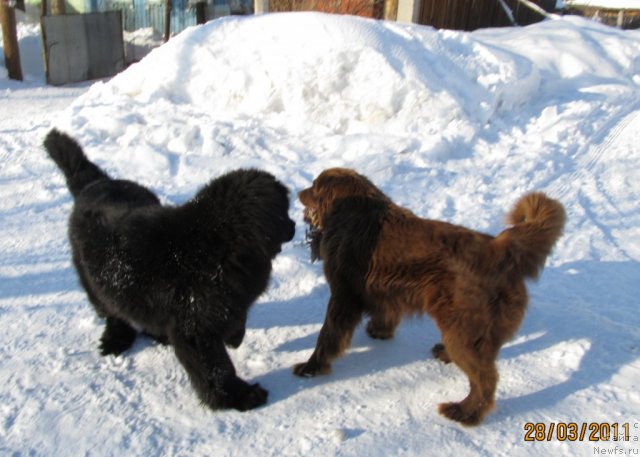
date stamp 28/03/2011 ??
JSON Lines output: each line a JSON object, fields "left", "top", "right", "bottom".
{"left": 524, "top": 422, "right": 638, "bottom": 443}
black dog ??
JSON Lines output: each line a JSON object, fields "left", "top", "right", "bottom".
{"left": 44, "top": 129, "right": 295, "bottom": 412}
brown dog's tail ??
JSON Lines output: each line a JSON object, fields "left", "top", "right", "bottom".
{"left": 493, "top": 192, "right": 566, "bottom": 279}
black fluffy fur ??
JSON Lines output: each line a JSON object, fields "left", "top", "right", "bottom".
{"left": 43, "top": 129, "right": 295, "bottom": 412}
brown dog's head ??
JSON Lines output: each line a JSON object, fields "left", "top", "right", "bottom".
{"left": 298, "top": 168, "right": 389, "bottom": 261}
{"left": 298, "top": 168, "right": 387, "bottom": 230}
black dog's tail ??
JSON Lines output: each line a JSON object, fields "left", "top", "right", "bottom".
{"left": 43, "top": 129, "right": 110, "bottom": 198}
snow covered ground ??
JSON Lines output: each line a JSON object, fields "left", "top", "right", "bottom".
{"left": 1, "top": 11, "right": 640, "bottom": 457}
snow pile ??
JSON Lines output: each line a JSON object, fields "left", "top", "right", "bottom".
{"left": 2, "top": 12, "right": 640, "bottom": 457}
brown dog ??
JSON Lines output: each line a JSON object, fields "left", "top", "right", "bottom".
{"left": 293, "top": 167, "right": 565, "bottom": 426}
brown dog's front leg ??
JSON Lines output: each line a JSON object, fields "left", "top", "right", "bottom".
{"left": 293, "top": 294, "right": 363, "bottom": 378}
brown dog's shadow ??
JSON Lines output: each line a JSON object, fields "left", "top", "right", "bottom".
{"left": 278, "top": 318, "right": 440, "bottom": 376}
{"left": 248, "top": 281, "right": 444, "bottom": 404}
{"left": 493, "top": 261, "right": 639, "bottom": 421}
{"left": 254, "top": 281, "right": 440, "bottom": 377}
{"left": 253, "top": 261, "right": 639, "bottom": 424}
{"left": 254, "top": 317, "right": 444, "bottom": 411}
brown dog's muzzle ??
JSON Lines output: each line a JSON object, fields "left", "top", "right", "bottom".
{"left": 299, "top": 188, "right": 320, "bottom": 229}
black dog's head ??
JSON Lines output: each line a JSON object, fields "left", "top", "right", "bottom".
{"left": 242, "top": 170, "right": 295, "bottom": 258}
{"left": 194, "top": 169, "right": 295, "bottom": 259}
{"left": 270, "top": 186, "right": 296, "bottom": 257}
{"left": 271, "top": 202, "right": 296, "bottom": 255}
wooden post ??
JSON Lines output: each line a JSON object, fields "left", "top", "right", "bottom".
{"left": 51, "top": 0, "right": 65, "bottom": 15}
{"left": 196, "top": 1, "right": 206, "bottom": 24}
{"left": 0, "top": 0, "right": 23, "bottom": 81}
{"left": 164, "top": 0, "right": 171, "bottom": 42}
{"left": 396, "top": 0, "right": 420, "bottom": 23}
{"left": 254, "top": 0, "right": 268, "bottom": 14}
{"left": 384, "top": 0, "right": 398, "bottom": 20}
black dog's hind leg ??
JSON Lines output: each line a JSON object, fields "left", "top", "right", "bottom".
{"left": 171, "top": 329, "right": 267, "bottom": 412}
{"left": 224, "top": 310, "right": 248, "bottom": 349}
{"left": 72, "top": 256, "right": 138, "bottom": 356}
{"left": 100, "top": 317, "right": 138, "bottom": 356}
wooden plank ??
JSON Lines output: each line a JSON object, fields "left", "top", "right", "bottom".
{"left": 85, "top": 11, "right": 125, "bottom": 80}
{"left": 42, "top": 14, "right": 90, "bottom": 85}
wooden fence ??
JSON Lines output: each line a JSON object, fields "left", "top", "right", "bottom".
{"left": 419, "top": 0, "right": 555, "bottom": 30}
{"left": 269, "top": 0, "right": 385, "bottom": 19}
{"left": 105, "top": 0, "right": 196, "bottom": 34}
{"left": 268, "top": 0, "right": 555, "bottom": 29}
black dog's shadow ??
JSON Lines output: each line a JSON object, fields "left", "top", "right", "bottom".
{"left": 249, "top": 260, "right": 640, "bottom": 424}
{"left": 0, "top": 266, "right": 76, "bottom": 301}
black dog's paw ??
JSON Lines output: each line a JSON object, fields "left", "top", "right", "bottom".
{"left": 99, "top": 335, "right": 134, "bottom": 356}
{"left": 230, "top": 383, "right": 268, "bottom": 412}
{"left": 99, "top": 318, "right": 137, "bottom": 356}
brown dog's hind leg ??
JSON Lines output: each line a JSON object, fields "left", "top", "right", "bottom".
{"left": 431, "top": 343, "right": 452, "bottom": 364}
{"left": 293, "top": 294, "right": 364, "bottom": 378}
{"left": 439, "top": 363, "right": 497, "bottom": 426}
{"left": 366, "top": 311, "right": 402, "bottom": 340}
{"left": 437, "top": 336, "right": 499, "bottom": 426}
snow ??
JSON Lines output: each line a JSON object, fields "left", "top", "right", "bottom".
{"left": 2, "top": 11, "right": 640, "bottom": 457}
{"left": 123, "top": 28, "right": 164, "bottom": 64}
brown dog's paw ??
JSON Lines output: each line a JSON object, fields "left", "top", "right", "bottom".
{"left": 292, "top": 360, "right": 331, "bottom": 378}
{"left": 365, "top": 321, "right": 395, "bottom": 340}
{"left": 438, "top": 402, "right": 483, "bottom": 426}
{"left": 231, "top": 383, "right": 268, "bottom": 412}
{"left": 431, "top": 343, "right": 452, "bottom": 364}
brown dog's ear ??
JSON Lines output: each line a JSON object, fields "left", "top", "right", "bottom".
{"left": 314, "top": 184, "right": 334, "bottom": 229}
{"left": 311, "top": 168, "right": 390, "bottom": 229}
{"left": 311, "top": 171, "right": 352, "bottom": 226}
{"left": 305, "top": 225, "right": 323, "bottom": 261}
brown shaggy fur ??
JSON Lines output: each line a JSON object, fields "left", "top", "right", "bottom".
{"left": 293, "top": 168, "right": 566, "bottom": 426}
